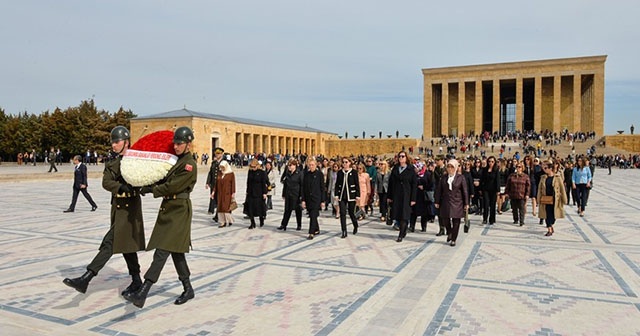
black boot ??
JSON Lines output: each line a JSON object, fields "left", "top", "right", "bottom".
{"left": 259, "top": 217, "right": 265, "bottom": 227}
{"left": 63, "top": 270, "right": 95, "bottom": 294}
{"left": 352, "top": 224, "right": 358, "bottom": 235}
{"left": 125, "top": 280, "right": 152, "bottom": 308}
{"left": 436, "top": 226, "right": 446, "bottom": 236}
{"left": 341, "top": 231, "right": 347, "bottom": 238}
{"left": 121, "top": 273, "right": 142, "bottom": 297}
{"left": 174, "top": 278, "right": 195, "bottom": 305}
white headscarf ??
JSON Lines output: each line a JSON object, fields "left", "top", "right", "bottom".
{"left": 219, "top": 160, "right": 232, "bottom": 175}
{"left": 447, "top": 159, "right": 459, "bottom": 190}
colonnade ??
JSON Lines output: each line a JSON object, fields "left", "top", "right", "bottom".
{"left": 234, "top": 132, "right": 316, "bottom": 155}
{"left": 423, "top": 56, "right": 606, "bottom": 138}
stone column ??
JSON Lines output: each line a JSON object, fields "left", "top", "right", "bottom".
{"left": 441, "top": 82, "right": 449, "bottom": 136}
{"left": 594, "top": 70, "right": 605, "bottom": 136}
{"left": 493, "top": 79, "right": 500, "bottom": 133}
{"left": 553, "top": 76, "right": 561, "bottom": 133}
{"left": 516, "top": 77, "right": 523, "bottom": 132}
{"left": 475, "top": 80, "right": 482, "bottom": 133}
{"left": 573, "top": 74, "right": 582, "bottom": 132}
{"left": 534, "top": 77, "right": 542, "bottom": 132}
{"left": 424, "top": 80, "right": 433, "bottom": 139}
{"left": 238, "top": 132, "right": 244, "bottom": 153}
{"left": 458, "top": 81, "right": 466, "bottom": 136}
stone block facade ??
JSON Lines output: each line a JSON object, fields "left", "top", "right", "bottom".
{"left": 423, "top": 55, "right": 606, "bottom": 138}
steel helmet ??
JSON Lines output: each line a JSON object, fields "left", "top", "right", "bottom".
{"left": 173, "top": 126, "right": 194, "bottom": 144}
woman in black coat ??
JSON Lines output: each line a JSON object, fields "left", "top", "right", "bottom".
{"left": 435, "top": 159, "right": 469, "bottom": 247}
{"left": 277, "top": 158, "right": 303, "bottom": 231}
{"left": 387, "top": 151, "right": 417, "bottom": 242}
{"left": 334, "top": 157, "right": 360, "bottom": 238}
{"left": 480, "top": 156, "right": 500, "bottom": 225}
{"left": 245, "top": 159, "right": 268, "bottom": 229}
{"left": 302, "top": 157, "right": 326, "bottom": 240}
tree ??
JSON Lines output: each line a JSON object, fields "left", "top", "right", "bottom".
{"left": 0, "top": 100, "right": 137, "bottom": 162}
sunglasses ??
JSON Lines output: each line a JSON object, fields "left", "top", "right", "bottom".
{"left": 398, "top": 155, "right": 406, "bottom": 158}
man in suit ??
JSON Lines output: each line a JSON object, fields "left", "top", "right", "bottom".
{"left": 64, "top": 155, "right": 98, "bottom": 212}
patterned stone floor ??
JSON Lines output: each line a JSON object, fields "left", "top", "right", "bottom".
{"left": 0, "top": 164, "right": 639, "bottom": 335}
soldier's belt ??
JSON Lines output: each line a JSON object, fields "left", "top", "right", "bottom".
{"left": 116, "top": 191, "right": 138, "bottom": 198}
{"left": 163, "top": 193, "right": 190, "bottom": 200}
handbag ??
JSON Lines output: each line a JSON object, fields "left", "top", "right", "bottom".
{"left": 425, "top": 191, "right": 435, "bottom": 203}
{"left": 229, "top": 198, "right": 238, "bottom": 211}
{"left": 464, "top": 208, "right": 470, "bottom": 233}
{"left": 501, "top": 198, "right": 511, "bottom": 212}
{"left": 540, "top": 195, "right": 554, "bottom": 205}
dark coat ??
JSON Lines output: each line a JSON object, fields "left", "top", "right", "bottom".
{"left": 147, "top": 152, "right": 197, "bottom": 253}
{"left": 73, "top": 163, "right": 89, "bottom": 189}
{"left": 435, "top": 173, "right": 469, "bottom": 219}
{"left": 412, "top": 174, "right": 429, "bottom": 216}
{"left": 245, "top": 168, "right": 268, "bottom": 217}
{"left": 206, "top": 158, "right": 222, "bottom": 213}
{"left": 102, "top": 155, "right": 145, "bottom": 253}
{"left": 388, "top": 165, "right": 417, "bottom": 221}
{"left": 480, "top": 167, "right": 500, "bottom": 193}
{"left": 281, "top": 168, "right": 303, "bottom": 199}
{"left": 334, "top": 169, "right": 360, "bottom": 202}
{"left": 302, "top": 168, "right": 325, "bottom": 210}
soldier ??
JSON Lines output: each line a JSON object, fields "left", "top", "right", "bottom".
{"left": 62, "top": 126, "right": 145, "bottom": 296}
{"left": 125, "top": 126, "right": 197, "bottom": 308}
{"left": 47, "top": 147, "right": 58, "bottom": 172}
{"left": 206, "top": 147, "right": 225, "bottom": 222}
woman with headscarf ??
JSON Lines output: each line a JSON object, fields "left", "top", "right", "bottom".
{"left": 387, "top": 151, "right": 417, "bottom": 242}
{"left": 434, "top": 159, "right": 469, "bottom": 247}
{"left": 410, "top": 160, "right": 430, "bottom": 233}
{"left": 213, "top": 160, "right": 236, "bottom": 228}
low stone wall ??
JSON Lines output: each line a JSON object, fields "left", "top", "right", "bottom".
{"left": 604, "top": 135, "right": 640, "bottom": 152}
{"left": 325, "top": 138, "right": 420, "bottom": 157}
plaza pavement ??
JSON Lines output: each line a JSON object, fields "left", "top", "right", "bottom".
{"left": 0, "top": 162, "right": 639, "bottom": 335}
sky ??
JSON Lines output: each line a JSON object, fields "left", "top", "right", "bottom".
{"left": 1, "top": 0, "right": 639, "bottom": 137}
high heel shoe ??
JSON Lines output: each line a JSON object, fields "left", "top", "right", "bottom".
{"left": 352, "top": 226, "right": 358, "bottom": 235}
{"left": 276, "top": 226, "right": 286, "bottom": 231}
{"left": 341, "top": 231, "right": 347, "bottom": 239}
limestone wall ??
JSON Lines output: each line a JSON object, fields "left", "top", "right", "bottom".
{"left": 605, "top": 135, "right": 640, "bottom": 153}
{"left": 325, "top": 138, "right": 420, "bottom": 157}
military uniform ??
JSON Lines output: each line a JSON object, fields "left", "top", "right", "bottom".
{"left": 206, "top": 158, "right": 221, "bottom": 215}
{"left": 47, "top": 150, "right": 58, "bottom": 172}
{"left": 83, "top": 156, "right": 145, "bottom": 276}
{"left": 63, "top": 126, "right": 144, "bottom": 296}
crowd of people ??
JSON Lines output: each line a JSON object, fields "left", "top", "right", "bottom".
{"left": 205, "top": 142, "right": 611, "bottom": 246}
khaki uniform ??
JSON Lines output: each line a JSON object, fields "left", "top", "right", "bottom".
{"left": 102, "top": 157, "right": 145, "bottom": 253}
{"left": 86, "top": 155, "right": 143, "bottom": 276}
{"left": 147, "top": 153, "right": 197, "bottom": 253}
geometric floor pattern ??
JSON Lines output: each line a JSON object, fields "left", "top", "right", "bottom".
{"left": 1, "top": 164, "right": 639, "bottom": 335}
